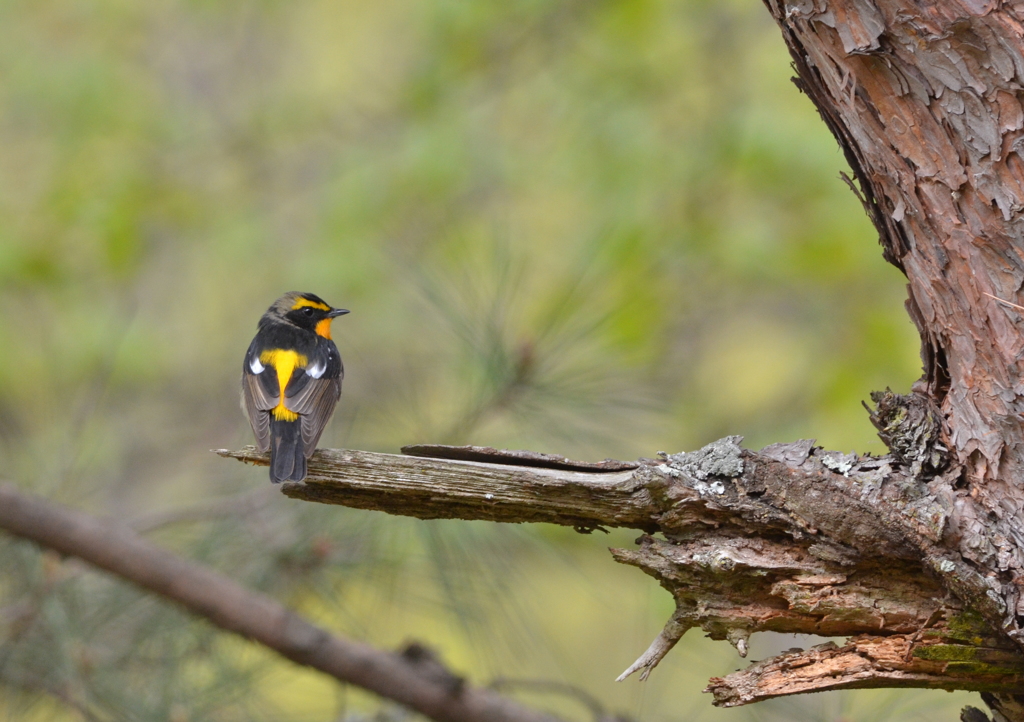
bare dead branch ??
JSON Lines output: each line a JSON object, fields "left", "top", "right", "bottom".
{"left": 707, "top": 635, "right": 1024, "bottom": 707}
{"left": 214, "top": 446, "right": 656, "bottom": 531}
{"left": 217, "top": 417, "right": 1024, "bottom": 705}
{"left": 0, "top": 483, "right": 563, "bottom": 722}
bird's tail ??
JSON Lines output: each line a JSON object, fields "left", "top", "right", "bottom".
{"left": 269, "top": 417, "right": 306, "bottom": 483}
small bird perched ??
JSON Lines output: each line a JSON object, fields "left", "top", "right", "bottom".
{"left": 241, "top": 292, "right": 349, "bottom": 483}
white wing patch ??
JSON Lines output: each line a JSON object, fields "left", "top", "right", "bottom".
{"left": 306, "top": 360, "right": 326, "bottom": 379}
{"left": 250, "top": 356, "right": 265, "bottom": 374}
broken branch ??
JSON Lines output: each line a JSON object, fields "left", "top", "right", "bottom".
{"left": 218, "top": 405, "right": 1024, "bottom": 705}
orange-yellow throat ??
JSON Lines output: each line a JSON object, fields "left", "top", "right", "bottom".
{"left": 259, "top": 349, "right": 308, "bottom": 421}
{"left": 315, "top": 318, "right": 333, "bottom": 339}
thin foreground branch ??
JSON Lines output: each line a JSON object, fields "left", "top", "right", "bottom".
{"left": 0, "top": 484, "right": 562, "bottom": 722}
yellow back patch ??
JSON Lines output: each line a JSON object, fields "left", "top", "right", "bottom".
{"left": 292, "top": 297, "right": 331, "bottom": 312}
{"left": 258, "top": 349, "right": 308, "bottom": 421}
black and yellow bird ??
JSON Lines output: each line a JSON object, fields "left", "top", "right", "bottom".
{"left": 241, "top": 292, "right": 349, "bottom": 483}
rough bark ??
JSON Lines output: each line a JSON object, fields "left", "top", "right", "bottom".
{"left": 752, "top": 1, "right": 1024, "bottom": 717}
{"left": 707, "top": 635, "right": 1024, "bottom": 706}
{"left": 215, "top": 411, "right": 1024, "bottom": 706}
{"left": 763, "top": 0, "right": 1024, "bottom": 651}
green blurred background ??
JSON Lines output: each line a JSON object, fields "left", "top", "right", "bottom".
{"left": 0, "top": 0, "right": 975, "bottom": 719}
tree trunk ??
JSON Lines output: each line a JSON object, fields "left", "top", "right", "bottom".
{"left": 764, "top": 0, "right": 1024, "bottom": 647}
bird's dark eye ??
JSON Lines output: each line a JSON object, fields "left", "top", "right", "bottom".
{"left": 302, "top": 307, "right": 315, "bottom": 317}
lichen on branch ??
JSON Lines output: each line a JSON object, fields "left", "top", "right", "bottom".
{"left": 217, "top": 391, "right": 1023, "bottom": 706}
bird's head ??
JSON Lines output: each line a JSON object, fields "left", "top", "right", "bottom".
{"left": 266, "top": 292, "right": 349, "bottom": 338}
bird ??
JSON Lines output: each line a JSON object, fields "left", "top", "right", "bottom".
{"left": 241, "top": 292, "right": 349, "bottom": 483}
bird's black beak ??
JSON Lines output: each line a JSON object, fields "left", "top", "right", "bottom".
{"left": 328, "top": 308, "right": 350, "bottom": 318}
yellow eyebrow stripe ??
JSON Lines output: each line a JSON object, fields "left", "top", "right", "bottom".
{"left": 259, "top": 349, "right": 308, "bottom": 421}
{"left": 292, "top": 298, "right": 331, "bottom": 312}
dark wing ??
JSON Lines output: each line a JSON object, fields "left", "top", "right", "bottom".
{"left": 241, "top": 339, "right": 280, "bottom": 452}
{"left": 284, "top": 341, "right": 343, "bottom": 457}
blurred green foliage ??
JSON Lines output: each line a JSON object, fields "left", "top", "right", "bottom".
{"left": 0, "top": 0, "right": 973, "bottom": 720}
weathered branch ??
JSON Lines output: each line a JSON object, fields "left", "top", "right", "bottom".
{"left": 708, "top": 635, "right": 1024, "bottom": 707}
{"left": 0, "top": 484, "right": 563, "bottom": 722}
{"left": 216, "top": 445, "right": 652, "bottom": 531}
{"left": 217, "top": 406, "right": 1024, "bottom": 706}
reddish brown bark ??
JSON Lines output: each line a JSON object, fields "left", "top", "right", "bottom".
{"left": 707, "top": 635, "right": 1024, "bottom": 706}
{"left": 764, "top": 0, "right": 1024, "bottom": 656}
